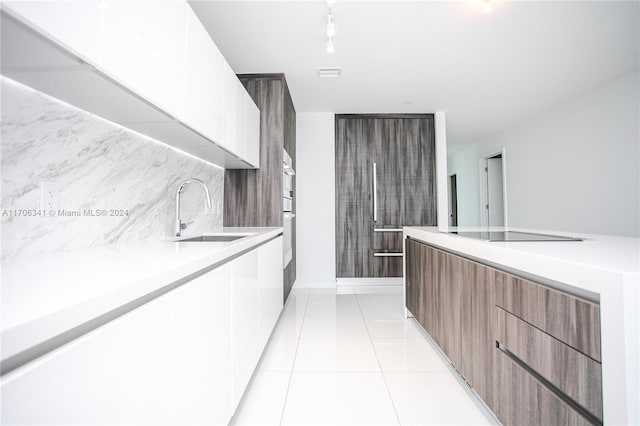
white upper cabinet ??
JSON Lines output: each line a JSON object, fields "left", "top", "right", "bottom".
{"left": 1, "top": 0, "right": 260, "bottom": 169}
{"left": 184, "top": 6, "right": 225, "bottom": 145}
{"left": 223, "top": 63, "right": 240, "bottom": 155}
{"left": 101, "top": 1, "right": 188, "bottom": 118}
{"left": 244, "top": 93, "right": 261, "bottom": 168}
{"left": 234, "top": 81, "right": 247, "bottom": 161}
{"left": 2, "top": 0, "right": 103, "bottom": 66}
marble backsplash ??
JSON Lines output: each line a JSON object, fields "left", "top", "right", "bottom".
{"left": 1, "top": 77, "right": 224, "bottom": 260}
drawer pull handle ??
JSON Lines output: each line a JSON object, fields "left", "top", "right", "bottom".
{"left": 374, "top": 228, "right": 403, "bottom": 232}
{"left": 496, "top": 341, "right": 602, "bottom": 426}
{"left": 373, "top": 252, "right": 403, "bottom": 257}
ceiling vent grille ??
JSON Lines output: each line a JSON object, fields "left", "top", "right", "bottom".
{"left": 317, "top": 67, "right": 342, "bottom": 78}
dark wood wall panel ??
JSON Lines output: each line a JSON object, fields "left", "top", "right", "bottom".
{"left": 335, "top": 114, "right": 436, "bottom": 278}
{"left": 335, "top": 117, "right": 374, "bottom": 277}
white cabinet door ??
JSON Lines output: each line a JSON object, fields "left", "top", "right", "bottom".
{"left": 0, "top": 264, "right": 234, "bottom": 426}
{"left": 2, "top": 0, "right": 103, "bottom": 66}
{"left": 101, "top": 0, "right": 187, "bottom": 118}
{"left": 244, "top": 94, "right": 261, "bottom": 168}
{"left": 184, "top": 7, "right": 225, "bottom": 145}
{"left": 257, "top": 237, "right": 284, "bottom": 349}
{"left": 235, "top": 82, "right": 247, "bottom": 160}
{"left": 229, "top": 237, "right": 283, "bottom": 411}
{"left": 223, "top": 64, "right": 240, "bottom": 156}
{"left": 230, "top": 247, "right": 259, "bottom": 408}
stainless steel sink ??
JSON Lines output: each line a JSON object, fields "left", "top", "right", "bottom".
{"left": 175, "top": 234, "right": 249, "bottom": 242}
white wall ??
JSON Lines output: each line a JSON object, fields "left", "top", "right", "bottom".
{"left": 448, "top": 71, "right": 640, "bottom": 237}
{"left": 295, "top": 113, "right": 336, "bottom": 286}
{"left": 435, "top": 112, "right": 449, "bottom": 232}
{"left": 447, "top": 144, "right": 482, "bottom": 227}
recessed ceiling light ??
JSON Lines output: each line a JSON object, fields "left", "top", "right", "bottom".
{"left": 317, "top": 67, "right": 342, "bottom": 78}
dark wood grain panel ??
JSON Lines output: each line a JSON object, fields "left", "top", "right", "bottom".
{"left": 496, "top": 307, "right": 603, "bottom": 421}
{"left": 371, "top": 252, "right": 403, "bottom": 277}
{"left": 405, "top": 238, "right": 438, "bottom": 339}
{"left": 494, "top": 349, "right": 594, "bottom": 426}
{"left": 495, "top": 271, "right": 601, "bottom": 361}
{"left": 372, "top": 231, "right": 403, "bottom": 250}
{"left": 440, "top": 250, "right": 464, "bottom": 370}
{"left": 370, "top": 117, "right": 437, "bottom": 227}
{"left": 224, "top": 76, "right": 284, "bottom": 228}
{"left": 335, "top": 117, "right": 374, "bottom": 277}
{"left": 335, "top": 114, "right": 436, "bottom": 278}
{"left": 465, "top": 258, "right": 495, "bottom": 406}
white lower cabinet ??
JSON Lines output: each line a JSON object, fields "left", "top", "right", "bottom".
{"left": 0, "top": 236, "right": 283, "bottom": 425}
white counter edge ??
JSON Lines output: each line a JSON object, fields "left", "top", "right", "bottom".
{"left": 1, "top": 228, "right": 283, "bottom": 374}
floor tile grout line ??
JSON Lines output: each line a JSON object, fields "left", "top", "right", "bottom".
{"left": 278, "top": 287, "right": 311, "bottom": 426}
{"left": 354, "top": 291, "right": 403, "bottom": 426}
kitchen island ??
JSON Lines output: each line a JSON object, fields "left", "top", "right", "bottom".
{"left": 403, "top": 226, "right": 639, "bottom": 426}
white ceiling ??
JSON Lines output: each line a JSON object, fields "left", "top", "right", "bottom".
{"left": 190, "top": 1, "right": 639, "bottom": 152}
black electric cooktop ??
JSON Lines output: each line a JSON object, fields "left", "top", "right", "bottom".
{"left": 448, "top": 230, "right": 583, "bottom": 242}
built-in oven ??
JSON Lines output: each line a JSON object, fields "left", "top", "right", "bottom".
{"left": 283, "top": 149, "right": 295, "bottom": 267}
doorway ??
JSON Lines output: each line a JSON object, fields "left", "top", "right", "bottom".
{"left": 480, "top": 152, "right": 506, "bottom": 228}
{"left": 448, "top": 174, "right": 458, "bottom": 227}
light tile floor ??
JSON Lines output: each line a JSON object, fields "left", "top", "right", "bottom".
{"left": 230, "top": 286, "right": 497, "bottom": 426}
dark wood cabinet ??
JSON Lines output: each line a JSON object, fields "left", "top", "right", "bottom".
{"left": 405, "top": 237, "right": 602, "bottom": 425}
{"left": 495, "top": 271, "right": 601, "bottom": 361}
{"left": 406, "top": 239, "right": 494, "bottom": 395}
{"left": 335, "top": 115, "right": 436, "bottom": 278}
{"left": 494, "top": 350, "right": 593, "bottom": 426}
{"left": 224, "top": 74, "right": 297, "bottom": 302}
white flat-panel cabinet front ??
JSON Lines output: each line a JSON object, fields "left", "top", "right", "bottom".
{"left": 234, "top": 83, "right": 248, "bottom": 161}
{"left": 257, "top": 237, "right": 283, "bottom": 348}
{"left": 2, "top": 0, "right": 103, "bottom": 66}
{"left": 244, "top": 94, "right": 261, "bottom": 168}
{"left": 184, "top": 6, "right": 225, "bottom": 145}
{"left": 223, "top": 63, "right": 240, "bottom": 156}
{"left": 231, "top": 247, "right": 259, "bottom": 408}
{"left": 0, "top": 263, "right": 234, "bottom": 426}
{"left": 101, "top": 0, "right": 187, "bottom": 118}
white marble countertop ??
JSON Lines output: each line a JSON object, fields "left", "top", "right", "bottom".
{"left": 1, "top": 227, "right": 282, "bottom": 365}
{"left": 403, "top": 226, "right": 639, "bottom": 425}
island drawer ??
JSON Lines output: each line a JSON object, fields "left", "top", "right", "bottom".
{"left": 494, "top": 271, "right": 601, "bottom": 361}
{"left": 496, "top": 307, "right": 603, "bottom": 422}
{"left": 493, "top": 348, "right": 597, "bottom": 426}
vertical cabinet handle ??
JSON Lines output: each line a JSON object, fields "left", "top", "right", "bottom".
{"left": 373, "top": 162, "right": 377, "bottom": 222}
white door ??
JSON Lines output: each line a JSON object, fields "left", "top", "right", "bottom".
{"left": 487, "top": 157, "right": 504, "bottom": 227}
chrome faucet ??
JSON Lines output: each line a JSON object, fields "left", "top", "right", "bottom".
{"left": 175, "top": 178, "right": 212, "bottom": 237}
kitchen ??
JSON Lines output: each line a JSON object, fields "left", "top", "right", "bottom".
{"left": 1, "top": 1, "right": 638, "bottom": 425}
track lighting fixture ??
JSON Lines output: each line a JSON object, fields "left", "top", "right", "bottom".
{"left": 325, "top": 6, "right": 336, "bottom": 53}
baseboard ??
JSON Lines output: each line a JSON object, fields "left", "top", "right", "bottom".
{"left": 336, "top": 277, "right": 403, "bottom": 286}
{"left": 293, "top": 281, "right": 337, "bottom": 289}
